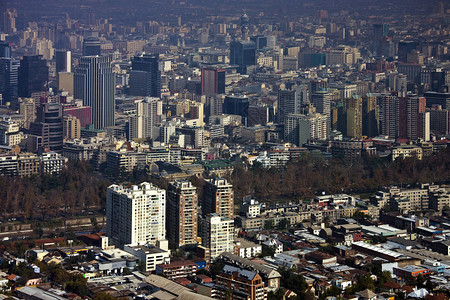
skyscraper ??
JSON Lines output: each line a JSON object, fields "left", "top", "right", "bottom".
{"left": 362, "top": 94, "right": 379, "bottom": 137}
{"left": 0, "top": 41, "right": 11, "bottom": 59}
{"left": 203, "top": 178, "right": 234, "bottom": 219}
{"left": 223, "top": 94, "right": 249, "bottom": 126}
{"left": 107, "top": 182, "right": 166, "bottom": 247}
{"left": 284, "top": 113, "right": 329, "bottom": 146}
{"left": 55, "top": 49, "right": 72, "bottom": 73}
{"left": 380, "top": 94, "right": 399, "bottom": 138}
{"left": 201, "top": 67, "right": 225, "bottom": 96}
{"left": 129, "top": 54, "right": 161, "bottom": 98}
{"left": 311, "top": 90, "right": 332, "bottom": 116}
{"left": 18, "top": 55, "right": 49, "bottom": 98}
{"left": 74, "top": 55, "right": 115, "bottom": 129}
{"left": 167, "top": 180, "right": 198, "bottom": 248}
{"left": 29, "top": 102, "right": 64, "bottom": 152}
{"left": 129, "top": 97, "right": 162, "bottom": 140}
{"left": 0, "top": 58, "right": 19, "bottom": 105}
{"left": 200, "top": 214, "right": 234, "bottom": 259}
{"left": 277, "top": 89, "right": 300, "bottom": 123}
{"left": 230, "top": 40, "right": 256, "bottom": 74}
{"left": 82, "top": 37, "right": 101, "bottom": 56}
{"left": 373, "top": 24, "right": 388, "bottom": 56}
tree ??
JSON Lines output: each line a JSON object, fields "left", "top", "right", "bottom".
{"left": 93, "top": 293, "right": 116, "bottom": 300}
{"left": 264, "top": 219, "right": 274, "bottom": 230}
{"left": 278, "top": 218, "right": 290, "bottom": 230}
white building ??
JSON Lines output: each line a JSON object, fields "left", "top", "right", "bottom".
{"left": 124, "top": 243, "right": 170, "bottom": 272}
{"left": 0, "top": 118, "right": 23, "bottom": 146}
{"left": 107, "top": 182, "right": 166, "bottom": 247}
{"left": 129, "top": 97, "right": 163, "bottom": 140}
{"left": 40, "top": 151, "right": 68, "bottom": 174}
{"left": 234, "top": 238, "right": 262, "bottom": 258}
{"left": 201, "top": 214, "right": 234, "bottom": 260}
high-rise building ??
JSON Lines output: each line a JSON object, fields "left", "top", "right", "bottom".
{"left": 424, "top": 92, "right": 450, "bottom": 109}
{"left": 380, "top": 94, "right": 399, "bottom": 138}
{"left": 201, "top": 67, "right": 225, "bottom": 96}
{"left": 167, "top": 180, "right": 198, "bottom": 248}
{"left": 82, "top": 37, "right": 101, "bottom": 56}
{"left": 129, "top": 97, "right": 162, "bottom": 140}
{"left": 55, "top": 49, "right": 71, "bottom": 73}
{"left": 398, "top": 96, "right": 429, "bottom": 141}
{"left": 343, "top": 96, "right": 363, "bottom": 138}
{"left": 200, "top": 214, "right": 234, "bottom": 259}
{"left": 311, "top": 90, "right": 332, "bottom": 116}
{"left": 203, "top": 178, "right": 234, "bottom": 219}
{"left": 63, "top": 115, "right": 81, "bottom": 140}
{"left": 18, "top": 56, "right": 49, "bottom": 98}
{"left": 362, "top": 94, "right": 379, "bottom": 137}
{"left": 106, "top": 182, "right": 166, "bottom": 247}
{"left": 19, "top": 98, "right": 36, "bottom": 129}
{"left": 63, "top": 104, "right": 92, "bottom": 127}
{"left": 223, "top": 94, "right": 249, "bottom": 126}
{"left": 277, "top": 89, "right": 300, "bottom": 123}
{"left": 0, "top": 58, "right": 19, "bottom": 105}
{"left": 74, "top": 55, "right": 114, "bottom": 129}
{"left": 29, "top": 102, "right": 64, "bottom": 152}
{"left": 129, "top": 54, "right": 161, "bottom": 98}
{"left": 429, "top": 105, "right": 450, "bottom": 136}
{"left": 398, "top": 41, "right": 418, "bottom": 63}
{"left": 230, "top": 40, "right": 256, "bottom": 74}
{"left": 0, "top": 41, "right": 11, "bottom": 59}
{"left": 373, "top": 24, "right": 388, "bottom": 56}
{"left": 2, "top": 9, "right": 17, "bottom": 34}
{"left": 284, "top": 113, "right": 329, "bottom": 146}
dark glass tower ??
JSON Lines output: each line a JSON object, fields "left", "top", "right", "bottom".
{"left": 0, "top": 41, "right": 11, "bottom": 59}
{"left": 230, "top": 40, "right": 256, "bottom": 74}
{"left": 55, "top": 49, "right": 71, "bottom": 73}
{"left": 18, "top": 55, "right": 49, "bottom": 97}
{"left": 129, "top": 54, "right": 161, "bottom": 98}
{"left": 29, "top": 102, "right": 64, "bottom": 152}
{"left": 74, "top": 55, "right": 115, "bottom": 129}
{"left": 223, "top": 94, "right": 249, "bottom": 126}
{"left": 0, "top": 58, "right": 19, "bottom": 105}
{"left": 82, "top": 37, "right": 101, "bottom": 56}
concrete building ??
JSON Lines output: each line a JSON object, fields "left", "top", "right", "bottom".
{"left": 167, "top": 180, "right": 198, "bottom": 248}
{"left": 107, "top": 182, "right": 166, "bottom": 247}
{"left": 124, "top": 243, "right": 170, "bottom": 272}
{"left": 0, "top": 117, "right": 22, "bottom": 146}
{"left": 284, "top": 113, "right": 329, "bottom": 146}
{"left": 63, "top": 115, "right": 81, "bottom": 140}
{"left": 216, "top": 265, "right": 266, "bottom": 300}
{"left": 40, "top": 151, "right": 67, "bottom": 174}
{"left": 203, "top": 177, "right": 234, "bottom": 219}
{"left": 129, "top": 97, "right": 163, "bottom": 140}
{"left": 201, "top": 214, "right": 234, "bottom": 260}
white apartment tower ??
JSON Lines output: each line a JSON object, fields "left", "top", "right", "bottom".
{"left": 106, "top": 182, "right": 166, "bottom": 247}
{"left": 201, "top": 213, "right": 234, "bottom": 259}
{"left": 129, "top": 97, "right": 163, "bottom": 140}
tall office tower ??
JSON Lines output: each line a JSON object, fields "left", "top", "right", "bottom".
{"left": 424, "top": 92, "right": 450, "bottom": 109}
{"left": 230, "top": 40, "right": 256, "bottom": 74}
{"left": 2, "top": 9, "right": 17, "bottom": 34}
{"left": 18, "top": 56, "right": 49, "bottom": 98}
{"left": 203, "top": 178, "right": 234, "bottom": 219}
{"left": 284, "top": 113, "right": 329, "bottom": 146}
{"left": 129, "top": 54, "right": 161, "bottom": 98}
{"left": 429, "top": 105, "right": 450, "bottom": 136}
{"left": 29, "top": 102, "right": 64, "bottom": 152}
{"left": 63, "top": 115, "right": 81, "bottom": 140}
{"left": 200, "top": 214, "right": 234, "bottom": 259}
{"left": 19, "top": 98, "right": 36, "bottom": 129}
{"left": 240, "top": 13, "right": 250, "bottom": 38}
{"left": 430, "top": 70, "right": 447, "bottom": 92}
{"left": 0, "top": 41, "right": 11, "bottom": 58}
{"left": 309, "top": 80, "right": 328, "bottom": 93}
{"left": 0, "top": 58, "right": 19, "bottom": 105}
{"left": 129, "top": 97, "right": 162, "bottom": 140}
{"left": 74, "top": 55, "right": 114, "bottom": 129}
{"left": 380, "top": 94, "right": 399, "bottom": 138}
{"left": 311, "top": 90, "right": 332, "bottom": 116}
{"left": 250, "top": 35, "right": 275, "bottom": 50}
{"left": 373, "top": 24, "right": 388, "bottom": 56}
{"left": 248, "top": 105, "right": 275, "bottom": 126}
{"left": 106, "top": 182, "right": 166, "bottom": 247}
{"left": 167, "top": 180, "right": 198, "bottom": 248}
{"left": 201, "top": 67, "right": 225, "bottom": 96}
{"left": 277, "top": 89, "right": 300, "bottom": 123}
{"left": 398, "top": 41, "right": 418, "bottom": 63}
{"left": 223, "top": 94, "right": 249, "bottom": 126}
{"left": 388, "top": 73, "right": 407, "bottom": 93}
{"left": 362, "top": 94, "right": 379, "bottom": 137}
{"left": 82, "top": 37, "right": 101, "bottom": 56}
{"left": 55, "top": 50, "right": 71, "bottom": 73}
{"left": 398, "top": 96, "right": 428, "bottom": 141}
{"left": 343, "top": 96, "right": 363, "bottom": 138}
